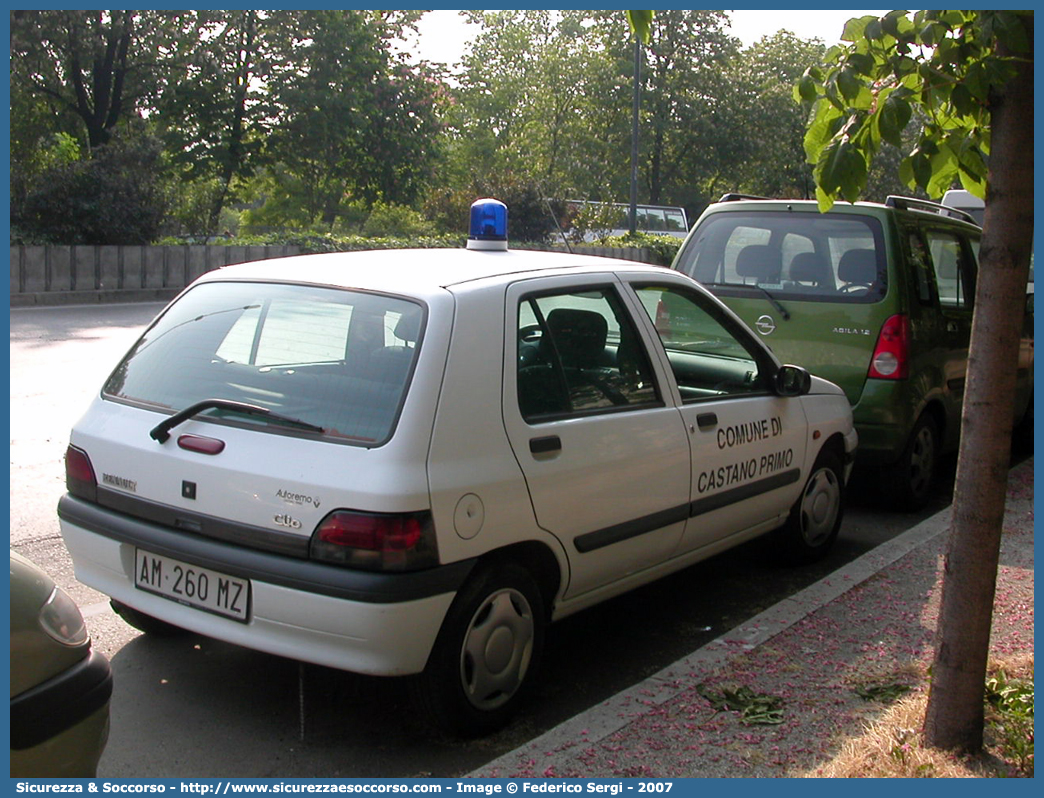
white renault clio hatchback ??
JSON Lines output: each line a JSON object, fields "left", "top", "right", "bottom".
{"left": 60, "top": 200, "right": 856, "bottom": 736}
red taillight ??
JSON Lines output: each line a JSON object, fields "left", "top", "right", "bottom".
{"left": 65, "top": 445, "right": 98, "bottom": 502}
{"left": 310, "top": 511, "right": 436, "bottom": 572}
{"left": 868, "top": 314, "right": 909, "bottom": 380}
{"left": 655, "top": 299, "right": 671, "bottom": 336}
{"left": 317, "top": 513, "right": 422, "bottom": 551}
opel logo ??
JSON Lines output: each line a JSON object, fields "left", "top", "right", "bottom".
{"left": 755, "top": 315, "right": 776, "bottom": 336}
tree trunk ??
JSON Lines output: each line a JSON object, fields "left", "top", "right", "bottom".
{"left": 923, "top": 20, "right": 1034, "bottom": 753}
{"left": 208, "top": 10, "right": 259, "bottom": 235}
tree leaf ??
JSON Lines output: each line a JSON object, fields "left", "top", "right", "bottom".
{"left": 876, "top": 91, "right": 912, "bottom": 148}
{"left": 836, "top": 67, "right": 863, "bottom": 102}
{"left": 795, "top": 72, "right": 818, "bottom": 103}
{"left": 815, "top": 184, "right": 835, "bottom": 213}
{"left": 626, "top": 10, "right": 654, "bottom": 44}
{"left": 984, "top": 11, "right": 1032, "bottom": 53}
{"left": 803, "top": 100, "right": 844, "bottom": 163}
{"left": 846, "top": 51, "right": 876, "bottom": 76}
{"left": 841, "top": 15, "right": 875, "bottom": 43}
{"left": 908, "top": 148, "right": 933, "bottom": 191}
{"left": 816, "top": 136, "right": 866, "bottom": 203}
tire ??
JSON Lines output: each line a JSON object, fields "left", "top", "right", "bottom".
{"left": 777, "top": 448, "right": 844, "bottom": 564}
{"left": 411, "top": 561, "right": 545, "bottom": 737}
{"left": 886, "top": 413, "right": 939, "bottom": 511}
{"left": 110, "top": 599, "right": 187, "bottom": 637}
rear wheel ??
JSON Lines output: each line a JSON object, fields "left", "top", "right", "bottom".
{"left": 411, "top": 561, "right": 545, "bottom": 737}
{"left": 777, "top": 449, "right": 844, "bottom": 563}
{"left": 886, "top": 413, "right": 939, "bottom": 511}
{"left": 110, "top": 600, "right": 187, "bottom": 637}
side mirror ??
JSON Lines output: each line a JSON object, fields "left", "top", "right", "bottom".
{"left": 774, "top": 364, "right": 811, "bottom": 397}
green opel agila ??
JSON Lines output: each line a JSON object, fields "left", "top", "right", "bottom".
{"left": 673, "top": 194, "right": 1034, "bottom": 511}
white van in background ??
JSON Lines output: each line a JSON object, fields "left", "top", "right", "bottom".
{"left": 943, "top": 189, "right": 1033, "bottom": 294}
{"left": 565, "top": 200, "right": 689, "bottom": 242}
{"left": 941, "top": 189, "right": 985, "bottom": 226}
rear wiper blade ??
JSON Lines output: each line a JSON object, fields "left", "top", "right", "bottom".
{"left": 150, "top": 399, "right": 325, "bottom": 443}
{"left": 749, "top": 285, "right": 791, "bottom": 321}
{"left": 702, "top": 281, "right": 791, "bottom": 321}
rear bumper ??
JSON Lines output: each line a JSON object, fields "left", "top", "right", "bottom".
{"left": 851, "top": 380, "right": 920, "bottom": 465}
{"left": 59, "top": 494, "right": 472, "bottom": 676}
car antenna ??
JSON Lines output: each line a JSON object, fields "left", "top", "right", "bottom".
{"left": 543, "top": 196, "right": 573, "bottom": 253}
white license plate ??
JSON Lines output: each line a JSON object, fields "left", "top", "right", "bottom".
{"left": 134, "top": 549, "right": 251, "bottom": 623}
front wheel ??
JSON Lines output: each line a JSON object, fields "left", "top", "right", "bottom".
{"left": 411, "top": 561, "right": 545, "bottom": 737}
{"left": 777, "top": 449, "right": 844, "bottom": 564}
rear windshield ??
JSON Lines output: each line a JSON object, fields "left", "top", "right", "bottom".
{"left": 675, "top": 211, "right": 887, "bottom": 302}
{"left": 104, "top": 281, "right": 424, "bottom": 446}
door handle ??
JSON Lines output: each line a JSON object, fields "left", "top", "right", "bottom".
{"left": 529, "top": 435, "right": 562, "bottom": 455}
{"left": 696, "top": 412, "right": 718, "bottom": 431}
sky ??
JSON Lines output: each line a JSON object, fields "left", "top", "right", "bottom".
{"left": 407, "top": 9, "right": 891, "bottom": 66}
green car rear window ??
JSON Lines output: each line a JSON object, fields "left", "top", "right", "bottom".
{"left": 676, "top": 211, "right": 887, "bottom": 302}
{"left": 104, "top": 281, "right": 424, "bottom": 446}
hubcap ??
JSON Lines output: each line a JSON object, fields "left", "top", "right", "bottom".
{"left": 460, "top": 587, "right": 534, "bottom": 711}
{"left": 800, "top": 466, "right": 841, "bottom": 547}
{"left": 909, "top": 425, "right": 936, "bottom": 497}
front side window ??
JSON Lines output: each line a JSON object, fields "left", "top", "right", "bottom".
{"left": 516, "top": 287, "right": 659, "bottom": 421}
{"left": 105, "top": 281, "right": 424, "bottom": 445}
{"left": 634, "top": 285, "right": 772, "bottom": 402}
{"left": 676, "top": 211, "right": 887, "bottom": 302}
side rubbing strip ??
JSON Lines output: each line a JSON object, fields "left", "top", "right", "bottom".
{"left": 573, "top": 469, "right": 803, "bottom": 554}
{"left": 574, "top": 505, "right": 689, "bottom": 553}
{"left": 689, "top": 469, "right": 801, "bottom": 518}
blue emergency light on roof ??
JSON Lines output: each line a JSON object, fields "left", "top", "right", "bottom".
{"left": 467, "top": 198, "right": 508, "bottom": 251}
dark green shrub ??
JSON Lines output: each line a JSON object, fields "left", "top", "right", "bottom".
{"left": 15, "top": 129, "right": 170, "bottom": 245}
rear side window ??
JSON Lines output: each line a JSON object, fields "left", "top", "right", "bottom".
{"left": 104, "top": 281, "right": 424, "bottom": 446}
{"left": 924, "top": 229, "right": 976, "bottom": 309}
{"left": 676, "top": 211, "right": 887, "bottom": 302}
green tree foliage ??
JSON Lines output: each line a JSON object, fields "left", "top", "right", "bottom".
{"left": 252, "top": 10, "right": 443, "bottom": 230}
{"left": 446, "top": 10, "right": 609, "bottom": 199}
{"left": 14, "top": 127, "right": 170, "bottom": 244}
{"left": 9, "top": 10, "right": 196, "bottom": 148}
{"left": 10, "top": 10, "right": 195, "bottom": 242}
{"left": 719, "top": 32, "right": 825, "bottom": 199}
{"left": 634, "top": 10, "right": 738, "bottom": 206}
{"left": 10, "top": 10, "right": 443, "bottom": 241}
{"left": 798, "top": 9, "right": 1034, "bottom": 755}
{"left": 795, "top": 10, "right": 1026, "bottom": 210}
{"left": 447, "top": 10, "right": 793, "bottom": 220}
{"left": 12, "top": 9, "right": 922, "bottom": 244}
{"left": 153, "top": 10, "right": 271, "bottom": 236}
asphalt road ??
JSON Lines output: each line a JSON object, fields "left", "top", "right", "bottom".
{"left": 9, "top": 301, "right": 1005, "bottom": 778}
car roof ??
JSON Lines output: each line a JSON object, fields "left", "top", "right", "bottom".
{"left": 196, "top": 247, "right": 672, "bottom": 300}
{"left": 704, "top": 196, "right": 980, "bottom": 227}
{"left": 707, "top": 198, "right": 886, "bottom": 212}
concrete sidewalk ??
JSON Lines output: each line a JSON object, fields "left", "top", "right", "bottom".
{"left": 473, "top": 459, "right": 1034, "bottom": 778}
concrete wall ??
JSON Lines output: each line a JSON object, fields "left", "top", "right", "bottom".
{"left": 9, "top": 243, "right": 661, "bottom": 306}
{"left": 9, "top": 244, "right": 301, "bottom": 306}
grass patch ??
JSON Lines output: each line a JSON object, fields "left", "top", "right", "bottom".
{"left": 806, "top": 654, "right": 1033, "bottom": 778}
